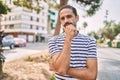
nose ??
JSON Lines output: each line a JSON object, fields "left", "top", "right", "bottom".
{"left": 64, "top": 17, "right": 69, "bottom": 23}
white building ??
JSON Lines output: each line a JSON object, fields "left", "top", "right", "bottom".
{"left": 1, "top": 0, "right": 48, "bottom": 42}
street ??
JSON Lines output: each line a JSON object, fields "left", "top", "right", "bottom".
{"left": 97, "top": 47, "right": 120, "bottom": 80}
{"left": 2, "top": 43, "right": 120, "bottom": 80}
{"left": 3, "top": 42, "right": 48, "bottom": 62}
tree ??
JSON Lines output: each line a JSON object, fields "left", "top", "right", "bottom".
{"left": 112, "top": 22, "right": 120, "bottom": 38}
{"left": 88, "top": 31, "right": 99, "bottom": 40}
{"left": 54, "top": 0, "right": 103, "bottom": 35}
{"left": 53, "top": 0, "right": 68, "bottom": 36}
{"left": 99, "top": 20, "right": 120, "bottom": 41}
{"left": 13, "top": 0, "right": 45, "bottom": 13}
{"left": 102, "top": 20, "right": 115, "bottom": 41}
{"left": 0, "top": 0, "right": 9, "bottom": 78}
{"left": 12, "top": 0, "right": 103, "bottom": 35}
{"left": 0, "top": 0, "right": 10, "bottom": 30}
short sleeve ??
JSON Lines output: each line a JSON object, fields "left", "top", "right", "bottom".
{"left": 87, "top": 38, "right": 97, "bottom": 58}
{"left": 48, "top": 37, "right": 61, "bottom": 57}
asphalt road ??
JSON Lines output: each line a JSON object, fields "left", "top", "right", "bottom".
{"left": 2, "top": 42, "right": 48, "bottom": 62}
{"left": 97, "top": 47, "right": 120, "bottom": 80}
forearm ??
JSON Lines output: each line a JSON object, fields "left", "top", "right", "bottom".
{"left": 54, "top": 38, "right": 71, "bottom": 74}
{"left": 67, "top": 68, "right": 97, "bottom": 80}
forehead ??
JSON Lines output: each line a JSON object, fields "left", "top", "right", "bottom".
{"left": 59, "top": 8, "right": 74, "bottom": 17}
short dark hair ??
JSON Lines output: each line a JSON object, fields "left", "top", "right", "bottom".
{"left": 59, "top": 5, "right": 78, "bottom": 16}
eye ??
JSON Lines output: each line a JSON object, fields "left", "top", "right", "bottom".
{"left": 66, "top": 15, "right": 72, "bottom": 18}
{"left": 60, "top": 17, "right": 65, "bottom": 20}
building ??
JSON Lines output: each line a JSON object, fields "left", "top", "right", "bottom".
{"left": 1, "top": 0, "right": 48, "bottom": 42}
{"left": 48, "top": 8, "right": 58, "bottom": 35}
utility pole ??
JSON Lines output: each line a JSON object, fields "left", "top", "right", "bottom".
{"left": 105, "top": 10, "right": 109, "bottom": 22}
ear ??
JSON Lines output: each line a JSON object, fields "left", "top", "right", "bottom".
{"left": 76, "top": 15, "right": 79, "bottom": 22}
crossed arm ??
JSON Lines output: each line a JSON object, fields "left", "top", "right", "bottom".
{"left": 49, "top": 38, "right": 98, "bottom": 80}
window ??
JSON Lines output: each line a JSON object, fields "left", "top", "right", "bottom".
{"left": 21, "top": 15, "right": 30, "bottom": 21}
{"left": 41, "top": 27, "right": 44, "bottom": 30}
{"left": 37, "top": 18, "right": 39, "bottom": 22}
{"left": 31, "top": 16, "right": 33, "bottom": 21}
{"left": 9, "top": 16, "right": 11, "bottom": 20}
{"left": 11, "top": 16, "right": 16, "bottom": 20}
{"left": 21, "top": 24, "right": 30, "bottom": 29}
{"left": 5, "top": 25, "right": 8, "bottom": 29}
{"left": 36, "top": 26, "right": 39, "bottom": 30}
{"left": 9, "top": 25, "right": 14, "bottom": 29}
{"left": 30, "top": 25, "right": 33, "bottom": 29}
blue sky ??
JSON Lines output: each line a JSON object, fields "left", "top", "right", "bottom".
{"left": 69, "top": 0, "right": 120, "bottom": 33}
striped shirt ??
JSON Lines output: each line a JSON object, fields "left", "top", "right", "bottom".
{"left": 48, "top": 33, "right": 97, "bottom": 80}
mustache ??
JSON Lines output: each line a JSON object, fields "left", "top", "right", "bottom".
{"left": 63, "top": 22, "right": 73, "bottom": 27}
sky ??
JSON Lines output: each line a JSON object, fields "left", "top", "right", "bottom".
{"left": 68, "top": 0, "right": 120, "bottom": 34}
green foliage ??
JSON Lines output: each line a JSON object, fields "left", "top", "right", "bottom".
{"left": 25, "top": 55, "right": 51, "bottom": 62}
{"left": 100, "top": 20, "right": 114, "bottom": 41}
{"left": 88, "top": 32, "right": 99, "bottom": 40}
{"left": 98, "top": 38, "right": 104, "bottom": 43}
{"left": 112, "top": 22, "right": 120, "bottom": 37}
{"left": 13, "top": 0, "right": 44, "bottom": 13}
{"left": 98, "top": 20, "right": 120, "bottom": 41}
{"left": 117, "top": 42, "right": 120, "bottom": 48}
{"left": 0, "top": 0, "right": 10, "bottom": 14}
{"left": 76, "top": 0, "right": 103, "bottom": 16}
{"left": 50, "top": 74, "right": 55, "bottom": 80}
{"left": 44, "top": 55, "right": 51, "bottom": 62}
{"left": 26, "top": 56, "right": 34, "bottom": 62}
{"left": 13, "top": 0, "right": 103, "bottom": 16}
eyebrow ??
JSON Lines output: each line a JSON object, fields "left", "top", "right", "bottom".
{"left": 60, "top": 14, "right": 73, "bottom": 20}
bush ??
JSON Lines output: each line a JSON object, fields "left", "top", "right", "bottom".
{"left": 117, "top": 42, "right": 120, "bottom": 48}
{"left": 107, "top": 41, "right": 112, "bottom": 47}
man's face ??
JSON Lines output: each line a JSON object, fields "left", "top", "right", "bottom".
{"left": 59, "top": 8, "right": 79, "bottom": 28}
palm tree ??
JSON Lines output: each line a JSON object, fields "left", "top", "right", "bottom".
{"left": 102, "top": 20, "right": 115, "bottom": 41}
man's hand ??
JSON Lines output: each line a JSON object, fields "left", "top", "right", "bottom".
{"left": 63, "top": 24, "right": 77, "bottom": 41}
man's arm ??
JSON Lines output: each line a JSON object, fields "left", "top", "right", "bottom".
{"left": 49, "top": 24, "right": 76, "bottom": 75}
{"left": 67, "top": 58, "right": 98, "bottom": 80}
{"left": 51, "top": 38, "right": 71, "bottom": 75}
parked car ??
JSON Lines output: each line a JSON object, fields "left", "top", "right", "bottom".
{"left": 2, "top": 35, "right": 15, "bottom": 49}
{"left": 14, "top": 38, "right": 26, "bottom": 47}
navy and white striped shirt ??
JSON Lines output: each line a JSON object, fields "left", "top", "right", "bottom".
{"left": 48, "top": 33, "right": 97, "bottom": 80}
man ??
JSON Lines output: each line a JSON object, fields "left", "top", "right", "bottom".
{"left": 48, "top": 5, "right": 97, "bottom": 80}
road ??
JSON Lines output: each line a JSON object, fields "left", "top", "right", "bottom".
{"left": 2, "top": 43, "right": 120, "bottom": 80}
{"left": 2, "top": 42, "right": 48, "bottom": 62}
{"left": 97, "top": 47, "right": 120, "bottom": 80}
